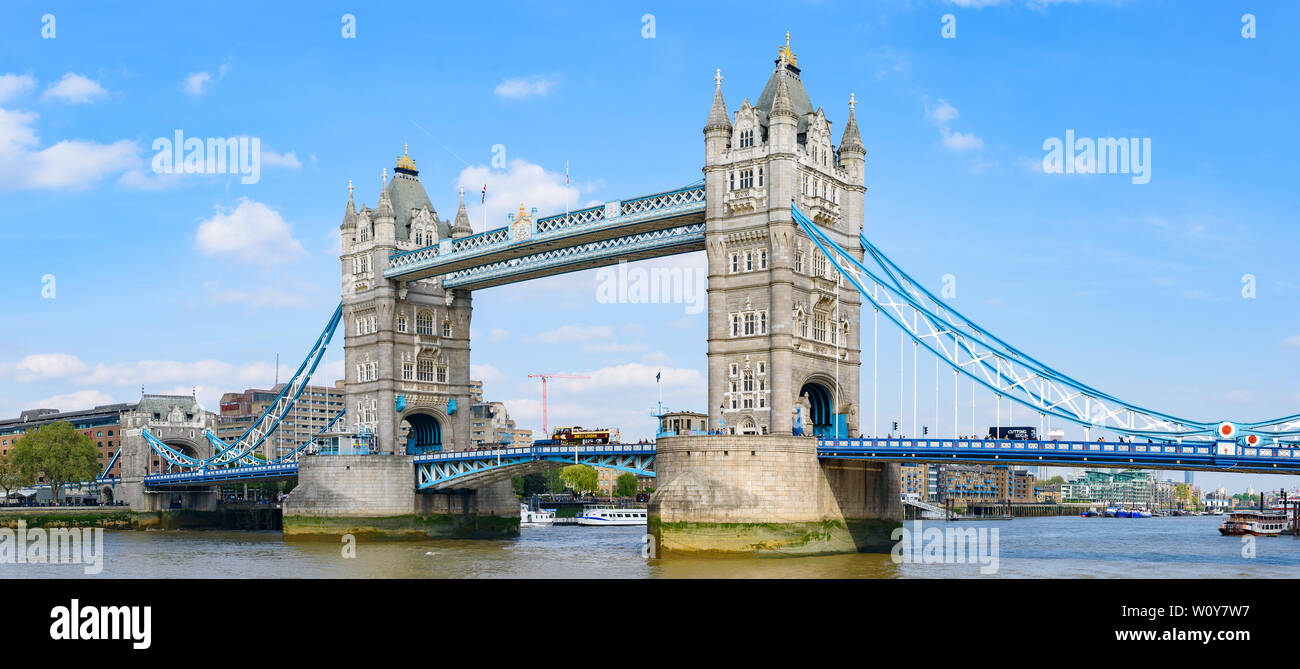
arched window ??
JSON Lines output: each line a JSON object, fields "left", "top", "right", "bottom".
{"left": 416, "top": 310, "right": 434, "bottom": 335}
{"left": 441, "top": 320, "right": 452, "bottom": 337}
{"left": 396, "top": 313, "right": 407, "bottom": 333}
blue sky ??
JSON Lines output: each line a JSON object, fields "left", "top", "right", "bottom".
{"left": 1, "top": 1, "right": 1297, "bottom": 493}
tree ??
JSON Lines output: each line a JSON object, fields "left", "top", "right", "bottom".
{"left": 615, "top": 472, "right": 639, "bottom": 498}
{"left": 542, "top": 467, "right": 567, "bottom": 494}
{"left": 0, "top": 452, "right": 24, "bottom": 506}
{"left": 11, "top": 422, "right": 98, "bottom": 505}
{"left": 514, "top": 472, "right": 548, "bottom": 497}
{"left": 559, "top": 464, "right": 598, "bottom": 495}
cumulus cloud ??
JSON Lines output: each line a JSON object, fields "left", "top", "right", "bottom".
{"left": 42, "top": 73, "right": 108, "bottom": 103}
{"left": 0, "top": 73, "right": 36, "bottom": 103}
{"left": 494, "top": 75, "right": 559, "bottom": 99}
{"left": 194, "top": 198, "right": 307, "bottom": 266}
{"left": 926, "top": 98, "right": 985, "bottom": 152}
{"left": 26, "top": 389, "right": 118, "bottom": 412}
{"left": 10, "top": 353, "right": 89, "bottom": 382}
{"left": 183, "top": 64, "right": 230, "bottom": 96}
{"left": 0, "top": 108, "right": 140, "bottom": 190}
{"left": 456, "top": 158, "right": 584, "bottom": 232}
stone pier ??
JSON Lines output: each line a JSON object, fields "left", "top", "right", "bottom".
{"left": 282, "top": 454, "right": 518, "bottom": 539}
{"left": 648, "top": 435, "right": 901, "bottom": 555}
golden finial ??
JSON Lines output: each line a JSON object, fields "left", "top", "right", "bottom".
{"left": 779, "top": 31, "right": 797, "bottom": 68}
{"left": 518, "top": 202, "right": 528, "bottom": 219}
{"left": 396, "top": 143, "right": 417, "bottom": 171}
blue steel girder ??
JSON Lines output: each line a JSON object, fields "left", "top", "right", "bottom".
{"left": 414, "top": 445, "right": 656, "bottom": 491}
{"left": 384, "top": 184, "right": 705, "bottom": 284}
{"left": 817, "top": 437, "right": 1300, "bottom": 475}
{"left": 442, "top": 223, "right": 704, "bottom": 290}
{"left": 144, "top": 462, "right": 299, "bottom": 487}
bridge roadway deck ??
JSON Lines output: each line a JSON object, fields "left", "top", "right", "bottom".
{"left": 137, "top": 437, "right": 1300, "bottom": 489}
{"left": 816, "top": 437, "right": 1300, "bottom": 475}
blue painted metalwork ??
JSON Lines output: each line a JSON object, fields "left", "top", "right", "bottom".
{"left": 414, "top": 444, "right": 656, "bottom": 490}
{"left": 145, "top": 462, "right": 299, "bottom": 487}
{"left": 142, "top": 304, "right": 343, "bottom": 470}
{"left": 99, "top": 446, "right": 121, "bottom": 480}
{"left": 384, "top": 184, "right": 705, "bottom": 282}
{"left": 792, "top": 204, "right": 1297, "bottom": 443}
{"left": 441, "top": 222, "right": 705, "bottom": 289}
{"left": 816, "top": 437, "right": 1300, "bottom": 474}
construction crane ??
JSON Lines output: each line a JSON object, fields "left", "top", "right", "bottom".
{"left": 527, "top": 373, "right": 590, "bottom": 437}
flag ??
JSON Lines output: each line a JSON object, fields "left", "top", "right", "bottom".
{"left": 565, "top": 161, "right": 569, "bottom": 186}
{"left": 481, "top": 184, "right": 487, "bottom": 204}
{"left": 656, "top": 371, "right": 661, "bottom": 383}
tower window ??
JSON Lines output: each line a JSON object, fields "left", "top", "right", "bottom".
{"left": 442, "top": 321, "right": 452, "bottom": 337}
{"left": 416, "top": 310, "right": 434, "bottom": 335}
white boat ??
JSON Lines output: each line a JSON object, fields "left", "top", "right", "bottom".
{"left": 520, "top": 503, "right": 555, "bottom": 528}
{"left": 576, "top": 505, "right": 647, "bottom": 526}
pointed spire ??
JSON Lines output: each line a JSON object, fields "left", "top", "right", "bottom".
{"left": 704, "top": 68, "right": 731, "bottom": 133}
{"left": 452, "top": 185, "right": 473, "bottom": 237}
{"left": 340, "top": 179, "right": 357, "bottom": 229}
{"left": 770, "top": 74, "right": 797, "bottom": 122}
{"left": 839, "top": 93, "right": 864, "bottom": 155}
{"left": 375, "top": 171, "right": 394, "bottom": 220}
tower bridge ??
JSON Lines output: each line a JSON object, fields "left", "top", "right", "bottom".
{"left": 105, "top": 37, "right": 1300, "bottom": 554}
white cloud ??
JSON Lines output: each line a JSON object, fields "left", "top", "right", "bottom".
{"left": 942, "top": 129, "right": 986, "bottom": 151}
{"left": 929, "top": 99, "right": 960, "bottom": 124}
{"left": 42, "top": 73, "right": 108, "bottom": 103}
{"left": 194, "top": 198, "right": 307, "bottom": 266}
{"left": 470, "top": 363, "right": 507, "bottom": 388}
{"left": 494, "top": 75, "right": 559, "bottom": 99}
{"left": 11, "top": 353, "right": 89, "bottom": 382}
{"left": 489, "top": 328, "right": 510, "bottom": 342}
{"left": 261, "top": 149, "right": 301, "bottom": 169}
{"left": 927, "top": 98, "right": 984, "bottom": 152}
{"left": 26, "top": 390, "right": 117, "bottom": 412}
{"left": 1283, "top": 335, "right": 1300, "bottom": 348}
{"left": 456, "top": 158, "right": 584, "bottom": 232}
{"left": 0, "top": 74, "right": 36, "bottom": 103}
{"left": 182, "top": 64, "right": 230, "bottom": 96}
{"left": 0, "top": 108, "right": 140, "bottom": 190}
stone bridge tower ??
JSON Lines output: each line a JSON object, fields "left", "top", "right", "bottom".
{"left": 703, "top": 36, "right": 865, "bottom": 438}
{"left": 339, "top": 147, "right": 475, "bottom": 455}
{"left": 118, "top": 394, "right": 216, "bottom": 511}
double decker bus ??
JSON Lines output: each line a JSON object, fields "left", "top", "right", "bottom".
{"left": 549, "top": 426, "right": 614, "bottom": 445}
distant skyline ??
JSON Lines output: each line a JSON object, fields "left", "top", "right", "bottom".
{"left": 1, "top": 1, "right": 1297, "bottom": 493}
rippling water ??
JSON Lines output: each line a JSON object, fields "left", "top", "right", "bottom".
{"left": 4, "top": 516, "right": 1298, "bottom": 578}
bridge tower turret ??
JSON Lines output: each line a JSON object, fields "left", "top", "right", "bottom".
{"left": 702, "top": 35, "right": 864, "bottom": 439}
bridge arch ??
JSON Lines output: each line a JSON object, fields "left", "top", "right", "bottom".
{"left": 799, "top": 376, "right": 837, "bottom": 438}
{"left": 399, "top": 409, "right": 445, "bottom": 455}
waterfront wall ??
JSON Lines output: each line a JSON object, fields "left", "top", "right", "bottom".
{"left": 648, "top": 435, "right": 902, "bottom": 555}
{"left": 282, "top": 454, "right": 518, "bottom": 539}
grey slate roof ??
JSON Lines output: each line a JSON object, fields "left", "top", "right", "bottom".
{"left": 755, "top": 63, "right": 815, "bottom": 133}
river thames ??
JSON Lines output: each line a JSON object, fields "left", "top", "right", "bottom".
{"left": 4, "top": 515, "right": 1298, "bottom": 578}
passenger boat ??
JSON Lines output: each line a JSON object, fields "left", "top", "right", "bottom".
{"left": 576, "top": 505, "right": 647, "bottom": 526}
{"left": 1219, "top": 510, "right": 1288, "bottom": 536}
{"left": 520, "top": 503, "right": 555, "bottom": 528}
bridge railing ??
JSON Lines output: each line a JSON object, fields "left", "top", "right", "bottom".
{"left": 817, "top": 437, "right": 1300, "bottom": 466}
{"left": 386, "top": 184, "right": 705, "bottom": 277}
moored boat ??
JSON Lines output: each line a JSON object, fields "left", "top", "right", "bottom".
{"left": 520, "top": 502, "right": 555, "bottom": 528}
{"left": 1218, "top": 510, "right": 1288, "bottom": 536}
{"left": 576, "top": 505, "right": 647, "bottom": 526}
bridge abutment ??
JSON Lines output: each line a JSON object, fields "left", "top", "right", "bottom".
{"left": 648, "top": 435, "right": 901, "bottom": 555}
{"left": 282, "top": 454, "right": 517, "bottom": 539}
